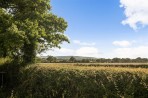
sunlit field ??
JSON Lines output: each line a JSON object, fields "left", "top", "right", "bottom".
{"left": 37, "top": 63, "right": 148, "bottom": 73}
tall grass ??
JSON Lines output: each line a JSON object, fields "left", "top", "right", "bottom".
{"left": 15, "top": 64, "right": 148, "bottom": 98}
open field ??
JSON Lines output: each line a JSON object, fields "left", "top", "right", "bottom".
{"left": 37, "top": 63, "right": 148, "bottom": 73}
{"left": 39, "top": 63, "right": 148, "bottom": 68}
{"left": 15, "top": 63, "right": 148, "bottom": 98}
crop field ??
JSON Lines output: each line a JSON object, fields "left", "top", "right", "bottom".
{"left": 36, "top": 63, "right": 148, "bottom": 73}
{"left": 40, "top": 63, "right": 148, "bottom": 68}
{"left": 15, "top": 63, "right": 148, "bottom": 98}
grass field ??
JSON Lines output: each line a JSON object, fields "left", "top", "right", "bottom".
{"left": 15, "top": 63, "right": 148, "bottom": 98}
{"left": 39, "top": 63, "right": 148, "bottom": 68}
{"left": 36, "top": 63, "right": 148, "bottom": 74}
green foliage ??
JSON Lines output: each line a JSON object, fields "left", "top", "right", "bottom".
{"left": 13, "top": 64, "right": 148, "bottom": 98}
{"left": 0, "top": 61, "right": 25, "bottom": 98}
{"left": 81, "top": 59, "right": 90, "bottom": 63}
{"left": 0, "top": 8, "right": 22, "bottom": 59}
{"left": 0, "top": 57, "right": 11, "bottom": 65}
{"left": 69, "top": 56, "right": 76, "bottom": 62}
{"left": 36, "top": 56, "right": 148, "bottom": 63}
{"left": 46, "top": 56, "right": 57, "bottom": 63}
{"left": 0, "top": 0, "right": 69, "bottom": 63}
{"left": 35, "top": 57, "right": 43, "bottom": 63}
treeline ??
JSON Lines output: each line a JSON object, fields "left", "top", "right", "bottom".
{"left": 36, "top": 56, "right": 148, "bottom": 63}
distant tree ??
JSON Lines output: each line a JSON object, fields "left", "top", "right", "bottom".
{"left": 96, "top": 58, "right": 106, "bottom": 63}
{"left": 141, "top": 58, "right": 148, "bottom": 63}
{"left": 121, "top": 58, "right": 131, "bottom": 63}
{"left": 112, "top": 58, "right": 121, "bottom": 63}
{"left": 69, "top": 56, "right": 76, "bottom": 63}
{"left": 35, "top": 57, "right": 42, "bottom": 63}
{"left": 47, "top": 56, "right": 57, "bottom": 63}
{"left": 135, "top": 57, "right": 142, "bottom": 63}
{"left": 81, "top": 59, "right": 89, "bottom": 63}
{"left": 60, "top": 60, "right": 68, "bottom": 63}
{"left": 106, "top": 59, "right": 112, "bottom": 63}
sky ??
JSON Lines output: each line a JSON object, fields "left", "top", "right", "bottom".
{"left": 42, "top": 0, "right": 148, "bottom": 58}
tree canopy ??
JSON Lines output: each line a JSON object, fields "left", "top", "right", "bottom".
{"left": 0, "top": 0, "right": 69, "bottom": 63}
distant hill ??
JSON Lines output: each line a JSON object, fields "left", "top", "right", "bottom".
{"left": 40, "top": 56, "right": 97, "bottom": 60}
{"left": 55, "top": 56, "right": 97, "bottom": 60}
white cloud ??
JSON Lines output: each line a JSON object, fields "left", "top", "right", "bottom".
{"left": 40, "top": 47, "right": 100, "bottom": 57}
{"left": 120, "top": 0, "right": 148, "bottom": 30}
{"left": 75, "top": 47, "right": 99, "bottom": 57}
{"left": 41, "top": 48, "right": 75, "bottom": 56}
{"left": 114, "top": 46, "right": 148, "bottom": 58}
{"left": 113, "top": 40, "right": 132, "bottom": 47}
{"left": 73, "top": 40, "right": 96, "bottom": 46}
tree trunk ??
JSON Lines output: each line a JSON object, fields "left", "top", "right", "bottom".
{"left": 22, "top": 42, "right": 36, "bottom": 64}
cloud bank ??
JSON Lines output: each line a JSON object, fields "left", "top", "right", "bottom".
{"left": 41, "top": 47, "right": 100, "bottom": 58}
{"left": 73, "top": 40, "right": 96, "bottom": 46}
{"left": 113, "top": 40, "right": 132, "bottom": 47}
{"left": 120, "top": 0, "right": 148, "bottom": 30}
{"left": 114, "top": 46, "right": 148, "bottom": 58}
{"left": 75, "top": 47, "right": 99, "bottom": 57}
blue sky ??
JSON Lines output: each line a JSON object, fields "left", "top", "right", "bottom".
{"left": 42, "top": 0, "right": 148, "bottom": 58}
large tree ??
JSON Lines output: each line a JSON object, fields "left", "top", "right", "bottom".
{"left": 0, "top": 0, "right": 69, "bottom": 63}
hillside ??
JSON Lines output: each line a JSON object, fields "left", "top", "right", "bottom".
{"left": 40, "top": 56, "right": 97, "bottom": 60}
{"left": 55, "top": 56, "right": 97, "bottom": 60}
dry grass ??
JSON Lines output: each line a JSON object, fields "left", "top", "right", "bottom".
{"left": 35, "top": 63, "right": 148, "bottom": 74}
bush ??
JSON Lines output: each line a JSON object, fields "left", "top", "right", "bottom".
{"left": 0, "top": 57, "right": 11, "bottom": 66}
{"left": 0, "top": 60, "right": 25, "bottom": 98}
